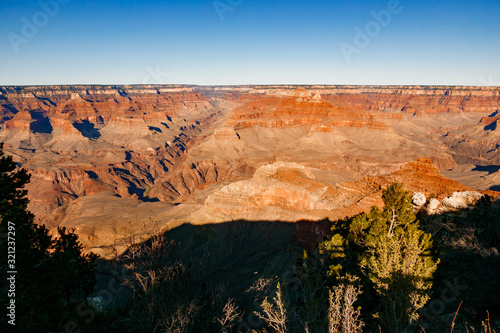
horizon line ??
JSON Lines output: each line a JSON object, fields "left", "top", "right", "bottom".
{"left": 1, "top": 83, "right": 499, "bottom": 88}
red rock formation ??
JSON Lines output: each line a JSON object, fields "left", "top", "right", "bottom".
{"left": 0, "top": 85, "right": 499, "bottom": 252}
{"left": 4, "top": 110, "right": 33, "bottom": 131}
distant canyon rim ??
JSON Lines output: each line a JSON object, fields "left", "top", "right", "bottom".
{"left": 1, "top": 85, "right": 499, "bottom": 257}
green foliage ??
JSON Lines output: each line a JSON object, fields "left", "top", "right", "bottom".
{"left": 0, "top": 143, "right": 31, "bottom": 220}
{"left": 381, "top": 182, "right": 416, "bottom": 237}
{"left": 311, "top": 182, "right": 439, "bottom": 332}
{"left": 319, "top": 233, "right": 347, "bottom": 278}
{"left": 360, "top": 203, "right": 437, "bottom": 330}
{"left": 0, "top": 143, "right": 97, "bottom": 331}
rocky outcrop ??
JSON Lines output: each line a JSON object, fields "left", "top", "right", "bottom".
{"left": 4, "top": 110, "right": 33, "bottom": 131}
{"left": 149, "top": 160, "right": 240, "bottom": 203}
{"left": 441, "top": 191, "right": 484, "bottom": 209}
{"left": 418, "top": 191, "right": 487, "bottom": 215}
{"left": 412, "top": 192, "right": 427, "bottom": 207}
{"left": 201, "top": 159, "right": 485, "bottom": 223}
{"left": 213, "top": 127, "right": 240, "bottom": 140}
{"left": 428, "top": 198, "right": 440, "bottom": 211}
{"left": 204, "top": 162, "right": 336, "bottom": 221}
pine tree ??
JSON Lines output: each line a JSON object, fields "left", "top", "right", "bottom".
{"left": 0, "top": 143, "right": 98, "bottom": 331}
{"left": 381, "top": 182, "right": 416, "bottom": 237}
{"left": 362, "top": 214, "right": 437, "bottom": 331}
{"left": 360, "top": 183, "right": 437, "bottom": 331}
{"left": 316, "top": 182, "right": 438, "bottom": 332}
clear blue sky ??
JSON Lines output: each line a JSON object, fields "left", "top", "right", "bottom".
{"left": 1, "top": 0, "right": 499, "bottom": 86}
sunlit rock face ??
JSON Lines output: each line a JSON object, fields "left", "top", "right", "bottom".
{"left": 442, "top": 191, "right": 484, "bottom": 209}
{"left": 1, "top": 85, "right": 499, "bottom": 257}
{"left": 412, "top": 192, "right": 427, "bottom": 207}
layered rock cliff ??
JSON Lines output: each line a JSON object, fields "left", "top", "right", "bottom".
{"left": 1, "top": 85, "right": 499, "bottom": 256}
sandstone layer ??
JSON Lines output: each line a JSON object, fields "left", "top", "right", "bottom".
{"left": 1, "top": 85, "right": 499, "bottom": 256}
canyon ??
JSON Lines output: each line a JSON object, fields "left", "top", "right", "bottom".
{"left": 1, "top": 85, "right": 499, "bottom": 257}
